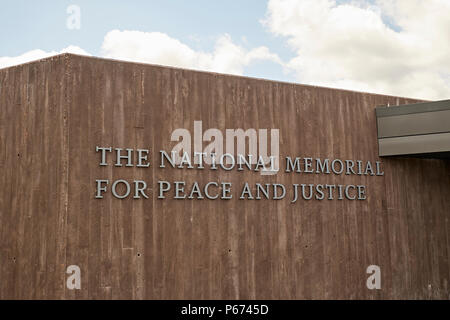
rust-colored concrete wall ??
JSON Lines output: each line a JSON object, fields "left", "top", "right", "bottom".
{"left": 0, "top": 53, "right": 449, "bottom": 299}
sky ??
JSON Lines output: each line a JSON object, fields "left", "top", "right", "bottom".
{"left": 0, "top": 0, "right": 449, "bottom": 100}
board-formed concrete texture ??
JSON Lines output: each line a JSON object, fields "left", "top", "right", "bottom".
{"left": 0, "top": 53, "right": 449, "bottom": 299}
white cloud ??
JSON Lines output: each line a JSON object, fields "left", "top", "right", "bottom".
{"left": 2, "top": 1, "right": 449, "bottom": 101}
{"left": 1, "top": 31, "right": 281, "bottom": 78}
{"left": 263, "top": 0, "right": 450, "bottom": 100}
{"left": 0, "top": 45, "right": 89, "bottom": 69}
{"left": 101, "top": 29, "right": 282, "bottom": 76}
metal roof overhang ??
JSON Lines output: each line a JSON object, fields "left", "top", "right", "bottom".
{"left": 375, "top": 99, "right": 450, "bottom": 159}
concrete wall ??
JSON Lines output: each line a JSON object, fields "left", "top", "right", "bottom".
{"left": 0, "top": 54, "right": 449, "bottom": 299}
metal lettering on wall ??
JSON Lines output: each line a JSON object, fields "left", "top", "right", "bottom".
{"left": 94, "top": 121, "right": 384, "bottom": 202}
